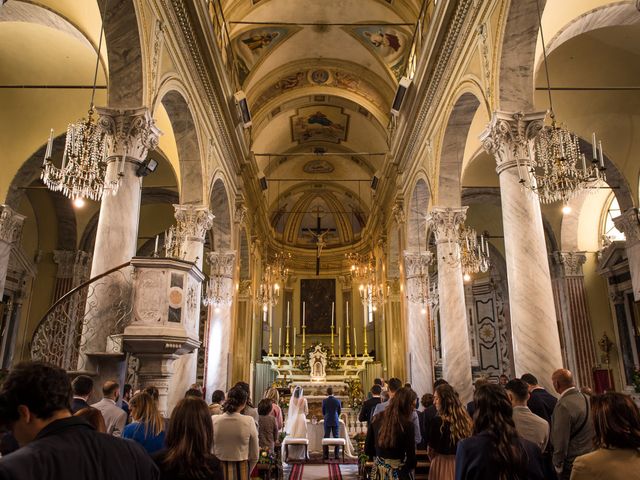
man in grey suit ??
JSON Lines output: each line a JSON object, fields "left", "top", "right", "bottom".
{"left": 505, "top": 378, "right": 549, "bottom": 451}
{"left": 92, "top": 380, "right": 127, "bottom": 437}
{"left": 550, "top": 369, "right": 594, "bottom": 480}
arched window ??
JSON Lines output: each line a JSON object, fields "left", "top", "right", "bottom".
{"left": 603, "top": 195, "right": 625, "bottom": 242}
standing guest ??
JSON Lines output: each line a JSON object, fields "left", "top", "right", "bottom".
{"left": 209, "top": 390, "right": 225, "bottom": 416}
{"left": 154, "top": 397, "right": 223, "bottom": 480}
{"left": 417, "top": 393, "right": 434, "bottom": 450}
{"left": 0, "top": 429, "right": 18, "bottom": 457}
{"left": 359, "top": 385, "right": 382, "bottom": 426}
{"left": 521, "top": 373, "right": 557, "bottom": 424}
{"left": 123, "top": 392, "right": 167, "bottom": 455}
{"left": 365, "top": 387, "right": 417, "bottom": 479}
{"left": 184, "top": 388, "right": 204, "bottom": 399}
{"left": 144, "top": 386, "right": 160, "bottom": 406}
{"left": 263, "top": 387, "right": 283, "bottom": 431}
{"left": 428, "top": 384, "right": 472, "bottom": 480}
{"left": 0, "top": 361, "right": 158, "bottom": 480}
{"left": 74, "top": 406, "right": 107, "bottom": 433}
{"left": 233, "top": 382, "right": 259, "bottom": 426}
{"left": 466, "top": 378, "right": 489, "bottom": 418}
{"left": 257, "top": 399, "right": 278, "bottom": 453}
{"left": 212, "top": 385, "right": 259, "bottom": 480}
{"left": 367, "top": 378, "right": 384, "bottom": 399}
{"left": 498, "top": 374, "right": 509, "bottom": 387}
{"left": 505, "top": 379, "right": 549, "bottom": 451}
{"left": 92, "top": 380, "right": 127, "bottom": 437}
{"left": 122, "top": 383, "right": 133, "bottom": 421}
{"left": 571, "top": 392, "right": 640, "bottom": 480}
{"left": 404, "top": 383, "right": 420, "bottom": 409}
{"left": 71, "top": 375, "right": 94, "bottom": 414}
{"left": 455, "top": 384, "right": 545, "bottom": 480}
{"left": 322, "top": 387, "right": 342, "bottom": 460}
{"left": 420, "top": 379, "right": 448, "bottom": 449}
{"left": 372, "top": 378, "right": 422, "bottom": 445}
{"left": 551, "top": 369, "right": 594, "bottom": 480}
{"left": 380, "top": 391, "right": 389, "bottom": 403}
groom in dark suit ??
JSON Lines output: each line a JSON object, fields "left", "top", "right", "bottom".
{"left": 322, "top": 386, "right": 342, "bottom": 459}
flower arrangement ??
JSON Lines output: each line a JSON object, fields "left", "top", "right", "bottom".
{"left": 345, "top": 378, "right": 364, "bottom": 409}
{"left": 632, "top": 367, "right": 640, "bottom": 393}
{"left": 296, "top": 343, "right": 341, "bottom": 371}
{"left": 258, "top": 448, "right": 276, "bottom": 465}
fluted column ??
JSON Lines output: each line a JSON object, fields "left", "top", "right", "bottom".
{"left": 80, "top": 107, "right": 160, "bottom": 373}
{"left": 552, "top": 252, "right": 597, "bottom": 388}
{"left": 613, "top": 209, "right": 640, "bottom": 301}
{"left": 481, "top": 111, "right": 562, "bottom": 391}
{"left": 0, "top": 205, "right": 25, "bottom": 296}
{"left": 428, "top": 207, "right": 473, "bottom": 403}
{"left": 167, "top": 204, "right": 213, "bottom": 406}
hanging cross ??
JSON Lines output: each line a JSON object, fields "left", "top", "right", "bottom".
{"left": 302, "top": 206, "right": 336, "bottom": 275}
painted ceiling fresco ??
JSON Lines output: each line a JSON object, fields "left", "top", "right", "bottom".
{"left": 290, "top": 106, "right": 349, "bottom": 144}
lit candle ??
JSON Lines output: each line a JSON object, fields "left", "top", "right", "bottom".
{"left": 154, "top": 235, "right": 159, "bottom": 255}
{"left": 598, "top": 140, "right": 605, "bottom": 168}
{"left": 592, "top": 132, "right": 597, "bottom": 161}
{"left": 44, "top": 129, "right": 53, "bottom": 162}
{"left": 353, "top": 327, "right": 358, "bottom": 357}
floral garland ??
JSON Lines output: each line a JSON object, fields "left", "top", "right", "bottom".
{"left": 345, "top": 378, "right": 364, "bottom": 409}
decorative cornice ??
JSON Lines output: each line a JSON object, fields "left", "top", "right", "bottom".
{"left": 174, "top": 204, "right": 214, "bottom": 242}
{"left": 0, "top": 205, "right": 25, "bottom": 245}
{"left": 427, "top": 206, "right": 467, "bottom": 244}
{"left": 480, "top": 110, "right": 545, "bottom": 173}
{"left": 97, "top": 107, "right": 161, "bottom": 163}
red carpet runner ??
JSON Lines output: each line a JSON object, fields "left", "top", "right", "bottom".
{"left": 289, "top": 463, "right": 304, "bottom": 480}
{"left": 328, "top": 463, "right": 342, "bottom": 480}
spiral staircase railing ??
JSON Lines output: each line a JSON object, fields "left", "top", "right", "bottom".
{"left": 30, "top": 261, "right": 134, "bottom": 371}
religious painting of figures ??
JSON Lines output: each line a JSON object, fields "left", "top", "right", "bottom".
{"left": 343, "top": 26, "right": 411, "bottom": 80}
{"left": 291, "top": 106, "right": 349, "bottom": 144}
{"left": 300, "top": 279, "right": 336, "bottom": 334}
{"left": 231, "top": 26, "right": 299, "bottom": 84}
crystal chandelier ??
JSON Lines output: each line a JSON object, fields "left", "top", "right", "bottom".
{"left": 404, "top": 251, "right": 433, "bottom": 314}
{"left": 163, "top": 225, "right": 187, "bottom": 260}
{"left": 521, "top": 0, "right": 605, "bottom": 205}
{"left": 41, "top": 0, "right": 121, "bottom": 203}
{"left": 257, "top": 252, "right": 290, "bottom": 312}
{"left": 203, "top": 251, "right": 236, "bottom": 310}
{"left": 346, "top": 252, "right": 370, "bottom": 283}
{"left": 459, "top": 227, "right": 490, "bottom": 277}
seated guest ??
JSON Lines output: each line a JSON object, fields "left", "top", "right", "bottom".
{"left": 233, "top": 382, "right": 259, "bottom": 426}
{"left": 154, "top": 397, "right": 223, "bottom": 480}
{"left": 184, "top": 388, "right": 203, "bottom": 399}
{"left": 92, "top": 380, "right": 127, "bottom": 436}
{"left": 74, "top": 406, "right": 107, "bottom": 433}
{"left": 372, "top": 378, "right": 421, "bottom": 445}
{"left": 455, "top": 384, "right": 545, "bottom": 480}
{"left": 505, "top": 378, "right": 549, "bottom": 451}
{"left": 123, "top": 392, "right": 166, "bottom": 455}
{"left": 209, "top": 390, "right": 225, "bottom": 416}
{"left": 71, "top": 375, "right": 93, "bottom": 414}
{"left": 365, "top": 387, "right": 417, "bottom": 479}
{"left": 263, "top": 387, "right": 283, "bottom": 431}
{"left": 257, "top": 399, "right": 278, "bottom": 453}
{"left": 212, "top": 386, "right": 259, "bottom": 480}
{"left": 428, "top": 384, "right": 472, "bottom": 480}
{"left": 0, "top": 361, "right": 158, "bottom": 479}
{"left": 570, "top": 392, "right": 640, "bottom": 480}
{"left": 359, "top": 385, "right": 382, "bottom": 426}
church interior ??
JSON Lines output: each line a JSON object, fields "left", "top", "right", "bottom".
{"left": 1, "top": 0, "right": 640, "bottom": 462}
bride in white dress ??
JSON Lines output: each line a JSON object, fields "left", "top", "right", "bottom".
{"left": 285, "top": 386, "right": 308, "bottom": 438}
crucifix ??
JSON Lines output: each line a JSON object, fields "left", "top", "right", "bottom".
{"left": 303, "top": 206, "right": 336, "bottom": 275}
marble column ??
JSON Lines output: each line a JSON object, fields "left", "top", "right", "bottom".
{"left": 552, "top": 252, "right": 597, "bottom": 388}
{"left": 481, "top": 111, "right": 563, "bottom": 391}
{"left": 167, "top": 204, "right": 213, "bottom": 407}
{"left": 204, "top": 250, "right": 236, "bottom": 394}
{"left": 428, "top": 207, "right": 473, "bottom": 403}
{"left": 0, "top": 205, "right": 25, "bottom": 297}
{"left": 403, "top": 252, "right": 434, "bottom": 398}
{"left": 80, "top": 107, "right": 160, "bottom": 377}
{"left": 613, "top": 208, "right": 640, "bottom": 301}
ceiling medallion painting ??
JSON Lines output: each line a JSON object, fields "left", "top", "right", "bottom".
{"left": 291, "top": 106, "right": 349, "bottom": 144}
{"left": 303, "top": 159, "right": 335, "bottom": 174}
{"left": 232, "top": 26, "right": 300, "bottom": 84}
{"left": 343, "top": 26, "right": 411, "bottom": 80}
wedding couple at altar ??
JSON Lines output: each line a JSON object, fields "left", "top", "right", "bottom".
{"left": 284, "top": 386, "right": 343, "bottom": 460}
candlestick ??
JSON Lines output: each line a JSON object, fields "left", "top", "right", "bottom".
{"left": 278, "top": 327, "right": 282, "bottom": 358}
{"left": 154, "top": 235, "right": 159, "bottom": 256}
{"left": 268, "top": 305, "right": 273, "bottom": 356}
{"left": 338, "top": 329, "right": 341, "bottom": 356}
{"left": 592, "top": 132, "right": 597, "bottom": 161}
{"left": 293, "top": 327, "right": 297, "bottom": 356}
{"left": 345, "top": 300, "right": 351, "bottom": 356}
{"left": 331, "top": 302, "right": 335, "bottom": 356}
{"left": 285, "top": 301, "right": 290, "bottom": 356}
{"left": 302, "top": 302, "right": 306, "bottom": 352}
{"left": 363, "top": 302, "right": 369, "bottom": 356}
{"left": 353, "top": 326, "right": 358, "bottom": 358}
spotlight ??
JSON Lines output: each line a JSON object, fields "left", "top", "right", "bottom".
{"left": 73, "top": 197, "right": 85, "bottom": 208}
{"left": 562, "top": 204, "right": 572, "bottom": 215}
{"left": 463, "top": 273, "right": 471, "bottom": 282}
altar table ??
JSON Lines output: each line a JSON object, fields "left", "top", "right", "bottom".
{"left": 282, "top": 419, "right": 356, "bottom": 461}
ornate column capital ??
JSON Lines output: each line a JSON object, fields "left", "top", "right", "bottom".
{"left": 174, "top": 204, "right": 214, "bottom": 242}
{"left": 427, "top": 206, "right": 467, "bottom": 244}
{"left": 206, "top": 251, "right": 236, "bottom": 278}
{"left": 480, "top": 111, "right": 545, "bottom": 173}
{"left": 96, "top": 107, "right": 161, "bottom": 163}
{"left": 613, "top": 208, "right": 640, "bottom": 246}
{"left": 234, "top": 202, "right": 248, "bottom": 226}
{"left": 392, "top": 201, "right": 406, "bottom": 225}
{"left": 403, "top": 251, "right": 433, "bottom": 277}
{"left": 0, "top": 205, "right": 25, "bottom": 245}
{"left": 553, "top": 251, "right": 587, "bottom": 277}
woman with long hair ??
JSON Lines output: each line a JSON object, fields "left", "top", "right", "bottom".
{"left": 212, "top": 385, "right": 259, "bottom": 480}
{"left": 364, "top": 387, "right": 417, "bottom": 479}
{"left": 74, "top": 406, "right": 107, "bottom": 433}
{"left": 455, "top": 384, "right": 544, "bottom": 480}
{"left": 428, "top": 384, "right": 472, "bottom": 480}
{"left": 571, "top": 392, "right": 640, "bottom": 479}
{"left": 264, "top": 387, "right": 283, "bottom": 431}
{"left": 122, "top": 392, "right": 166, "bottom": 454}
{"left": 154, "top": 397, "right": 223, "bottom": 480}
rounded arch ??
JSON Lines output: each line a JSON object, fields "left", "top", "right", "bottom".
{"left": 209, "top": 177, "right": 233, "bottom": 251}
{"left": 407, "top": 178, "right": 430, "bottom": 251}
{"left": 157, "top": 85, "right": 204, "bottom": 205}
{"left": 436, "top": 91, "right": 483, "bottom": 207}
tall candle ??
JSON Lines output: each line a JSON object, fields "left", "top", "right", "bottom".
{"left": 353, "top": 327, "right": 358, "bottom": 357}
{"left": 293, "top": 327, "right": 297, "bottom": 355}
{"left": 331, "top": 302, "right": 335, "bottom": 328}
{"left": 287, "top": 301, "right": 290, "bottom": 327}
{"left": 302, "top": 302, "right": 306, "bottom": 327}
{"left": 598, "top": 140, "right": 605, "bottom": 168}
{"left": 592, "top": 132, "right": 597, "bottom": 160}
{"left": 338, "top": 329, "right": 341, "bottom": 355}
{"left": 346, "top": 301, "right": 349, "bottom": 328}
{"left": 278, "top": 327, "right": 282, "bottom": 356}
{"left": 154, "top": 235, "right": 159, "bottom": 255}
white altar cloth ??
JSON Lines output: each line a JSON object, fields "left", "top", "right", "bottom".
{"left": 281, "top": 419, "right": 356, "bottom": 461}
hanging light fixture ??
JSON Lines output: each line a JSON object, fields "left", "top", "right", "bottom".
{"left": 519, "top": 0, "right": 605, "bottom": 205}
{"left": 257, "top": 252, "right": 290, "bottom": 312}
{"left": 404, "top": 189, "right": 434, "bottom": 314}
{"left": 41, "top": 0, "right": 121, "bottom": 203}
{"left": 203, "top": 251, "right": 236, "bottom": 310}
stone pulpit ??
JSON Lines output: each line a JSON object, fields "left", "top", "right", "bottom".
{"left": 309, "top": 344, "right": 327, "bottom": 382}
{"left": 123, "top": 257, "right": 204, "bottom": 414}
